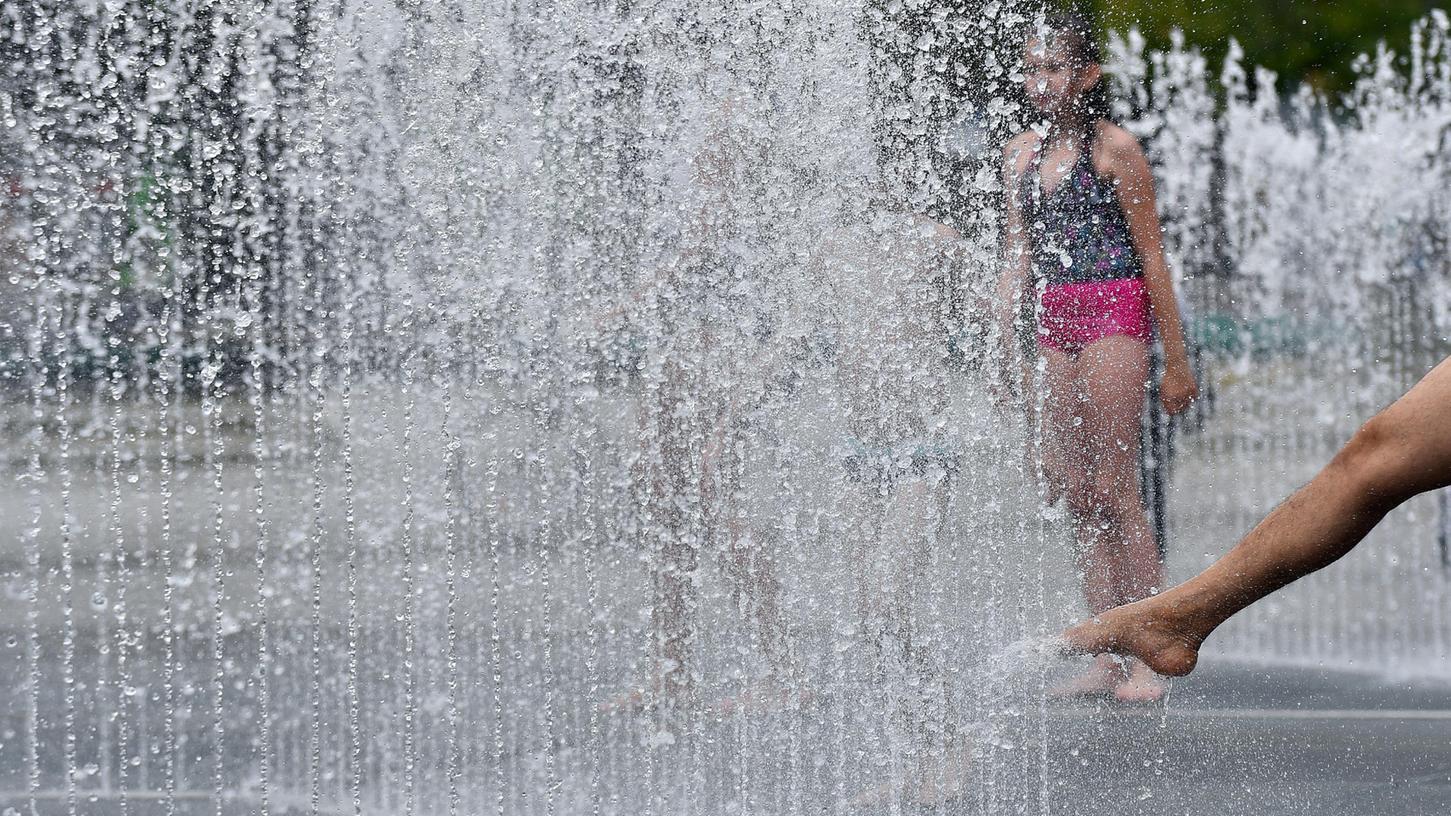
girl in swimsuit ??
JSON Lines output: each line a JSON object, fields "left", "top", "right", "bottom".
{"left": 996, "top": 12, "right": 1198, "bottom": 703}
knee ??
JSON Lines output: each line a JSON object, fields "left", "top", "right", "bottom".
{"left": 1091, "top": 472, "right": 1141, "bottom": 522}
{"left": 1062, "top": 465, "right": 1141, "bottom": 529}
{"left": 1065, "top": 475, "right": 1105, "bottom": 520}
{"left": 1330, "top": 413, "right": 1415, "bottom": 508}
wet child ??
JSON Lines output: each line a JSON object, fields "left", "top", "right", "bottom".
{"left": 810, "top": 178, "right": 965, "bottom": 794}
{"left": 996, "top": 12, "right": 1198, "bottom": 703}
{"left": 605, "top": 86, "right": 801, "bottom": 717}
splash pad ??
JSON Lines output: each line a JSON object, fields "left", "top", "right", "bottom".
{"left": 3, "top": 2, "right": 1450, "bottom": 813}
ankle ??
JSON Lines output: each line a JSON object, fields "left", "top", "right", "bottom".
{"left": 1152, "top": 587, "right": 1218, "bottom": 648}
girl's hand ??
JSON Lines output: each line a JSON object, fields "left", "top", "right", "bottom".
{"left": 1160, "top": 362, "right": 1198, "bottom": 416}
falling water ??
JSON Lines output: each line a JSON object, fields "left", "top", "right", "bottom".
{"left": 3, "top": 1, "right": 1451, "bottom": 814}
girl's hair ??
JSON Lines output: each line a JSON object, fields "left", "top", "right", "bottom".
{"left": 1035, "top": 10, "right": 1113, "bottom": 134}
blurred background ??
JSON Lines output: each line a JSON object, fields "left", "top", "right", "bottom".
{"left": 1099, "top": 0, "right": 1442, "bottom": 93}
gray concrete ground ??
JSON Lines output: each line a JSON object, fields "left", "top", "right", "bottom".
{"left": 3, "top": 642, "right": 1447, "bottom": 815}
{"left": 1040, "top": 661, "right": 1451, "bottom": 816}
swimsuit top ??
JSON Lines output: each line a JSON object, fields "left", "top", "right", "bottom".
{"left": 1018, "top": 140, "right": 1143, "bottom": 287}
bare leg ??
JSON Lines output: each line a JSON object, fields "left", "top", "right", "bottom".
{"left": 1037, "top": 347, "right": 1078, "bottom": 508}
{"left": 850, "top": 474, "right": 943, "bottom": 697}
{"left": 603, "top": 360, "right": 702, "bottom": 714}
{"left": 1044, "top": 347, "right": 1122, "bottom": 694}
{"left": 704, "top": 395, "right": 808, "bottom": 714}
{"left": 1074, "top": 336, "right": 1159, "bottom": 610}
{"left": 1066, "top": 356, "right": 1451, "bottom": 676}
{"left": 849, "top": 473, "right": 960, "bottom": 806}
{"left": 1075, "top": 337, "right": 1166, "bottom": 702}
{"left": 895, "top": 477, "right": 956, "bottom": 752}
{"left": 880, "top": 477, "right": 948, "bottom": 703}
{"left": 716, "top": 506, "right": 805, "bottom": 712}
{"left": 651, "top": 372, "right": 703, "bottom": 706}
{"left": 624, "top": 340, "right": 800, "bottom": 715}
{"left": 1042, "top": 346, "right": 1121, "bottom": 613}
{"left": 1046, "top": 342, "right": 1144, "bottom": 695}
{"left": 721, "top": 525, "right": 794, "bottom": 681}
{"left": 847, "top": 481, "right": 888, "bottom": 667}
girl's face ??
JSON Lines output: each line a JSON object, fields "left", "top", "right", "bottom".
{"left": 1023, "top": 36, "right": 1101, "bottom": 119}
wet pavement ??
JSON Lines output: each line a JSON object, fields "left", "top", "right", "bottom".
{"left": 1, "top": 658, "right": 1447, "bottom": 815}
{"left": 1039, "top": 661, "right": 1451, "bottom": 816}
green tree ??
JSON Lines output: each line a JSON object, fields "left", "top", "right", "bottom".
{"left": 1093, "top": 0, "right": 1442, "bottom": 93}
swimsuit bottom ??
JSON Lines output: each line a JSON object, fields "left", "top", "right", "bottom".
{"left": 842, "top": 437, "right": 960, "bottom": 486}
{"left": 1037, "top": 277, "right": 1151, "bottom": 355}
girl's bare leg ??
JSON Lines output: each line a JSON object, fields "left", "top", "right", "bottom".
{"left": 879, "top": 478, "right": 946, "bottom": 675}
{"left": 851, "top": 475, "right": 941, "bottom": 690}
{"left": 1074, "top": 336, "right": 1164, "bottom": 701}
{"left": 1076, "top": 336, "right": 1160, "bottom": 605}
{"left": 850, "top": 475, "right": 957, "bottom": 806}
{"left": 891, "top": 478, "right": 954, "bottom": 750}
{"left": 651, "top": 377, "right": 702, "bottom": 707}
{"left": 706, "top": 398, "right": 802, "bottom": 711}
{"left": 847, "top": 482, "right": 888, "bottom": 662}
{"left": 1066, "top": 356, "right": 1451, "bottom": 677}
{"left": 1044, "top": 344, "right": 1131, "bottom": 695}
{"left": 721, "top": 526, "right": 794, "bottom": 682}
{"left": 1044, "top": 347, "right": 1111, "bottom": 603}
{"left": 1037, "top": 347, "right": 1078, "bottom": 508}
{"left": 603, "top": 362, "right": 701, "bottom": 714}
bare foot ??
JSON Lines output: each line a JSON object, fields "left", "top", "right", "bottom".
{"left": 1062, "top": 596, "right": 1203, "bottom": 678}
{"left": 1047, "top": 654, "right": 1123, "bottom": 699}
{"left": 1113, "top": 660, "right": 1166, "bottom": 705}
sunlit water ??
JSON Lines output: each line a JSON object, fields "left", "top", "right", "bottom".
{"left": 2, "top": 2, "right": 1450, "bottom": 813}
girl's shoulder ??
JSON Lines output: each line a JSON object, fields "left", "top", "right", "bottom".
{"left": 1092, "top": 121, "right": 1149, "bottom": 166}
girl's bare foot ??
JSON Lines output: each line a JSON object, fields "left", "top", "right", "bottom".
{"left": 1112, "top": 660, "right": 1166, "bottom": 704}
{"left": 1047, "top": 653, "right": 1124, "bottom": 698}
{"left": 1062, "top": 595, "right": 1204, "bottom": 678}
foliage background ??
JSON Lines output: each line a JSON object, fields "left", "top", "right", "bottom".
{"left": 1094, "top": 0, "right": 1443, "bottom": 92}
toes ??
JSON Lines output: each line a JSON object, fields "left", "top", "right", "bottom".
{"left": 1060, "top": 618, "right": 1111, "bottom": 654}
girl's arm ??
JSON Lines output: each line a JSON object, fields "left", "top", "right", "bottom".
{"left": 994, "top": 138, "right": 1036, "bottom": 392}
{"left": 1105, "top": 130, "right": 1199, "bottom": 415}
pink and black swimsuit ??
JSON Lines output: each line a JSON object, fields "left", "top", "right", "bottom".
{"left": 1020, "top": 137, "right": 1152, "bottom": 354}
